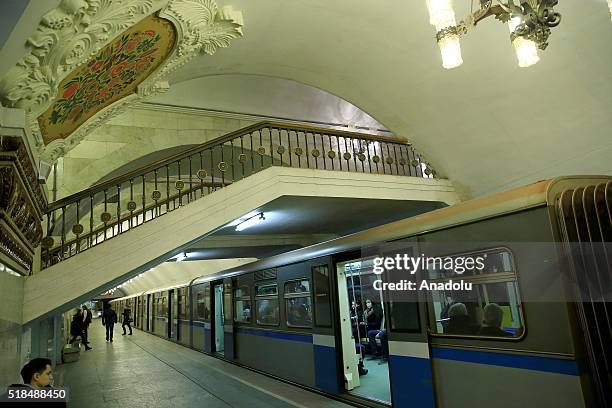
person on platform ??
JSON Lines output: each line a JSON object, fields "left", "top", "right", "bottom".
{"left": 102, "top": 304, "right": 118, "bottom": 342}
{"left": 121, "top": 307, "right": 133, "bottom": 336}
{"left": 82, "top": 305, "right": 93, "bottom": 346}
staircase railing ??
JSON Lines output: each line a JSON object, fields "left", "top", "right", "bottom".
{"left": 40, "top": 121, "right": 436, "bottom": 268}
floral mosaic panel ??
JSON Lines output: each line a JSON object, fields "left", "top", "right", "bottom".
{"left": 38, "top": 15, "right": 176, "bottom": 145}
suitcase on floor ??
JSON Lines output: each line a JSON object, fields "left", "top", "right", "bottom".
{"left": 62, "top": 343, "right": 80, "bottom": 363}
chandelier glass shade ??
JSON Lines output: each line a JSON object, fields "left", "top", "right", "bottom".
{"left": 426, "top": 0, "right": 563, "bottom": 69}
{"left": 508, "top": 17, "right": 540, "bottom": 67}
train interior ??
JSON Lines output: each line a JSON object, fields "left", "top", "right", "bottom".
{"left": 337, "top": 258, "right": 391, "bottom": 404}
{"left": 214, "top": 283, "right": 225, "bottom": 354}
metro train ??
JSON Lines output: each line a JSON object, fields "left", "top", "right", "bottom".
{"left": 112, "top": 176, "right": 611, "bottom": 407}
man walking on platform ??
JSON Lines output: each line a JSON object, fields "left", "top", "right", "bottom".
{"left": 121, "top": 306, "right": 133, "bottom": 336}
{"left": 102, "top": 304, "right": 118, "bottom": 342}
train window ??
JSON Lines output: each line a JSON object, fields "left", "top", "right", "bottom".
{"left": 193, "top": 285, "right": 206, "bottom": 321}
{"left": 313, "top": 265, "right": 332, "bottom": 328}
{"left": 178, "top": 290, "right": 187, "bottom": 319}
{"left": 426, "top": 248, "right": 525, "bottom": 339}
{"left": 256, "top": 281, "right": 279, "bottom": 326}
{"left": 234, "top": 286, "right": 252, "bottom": 323}
{"left": 284, "top": 279, "right": 312, "bottom": 328}
{"left": 256, "top": 282, "right": 278, "bottom": 296}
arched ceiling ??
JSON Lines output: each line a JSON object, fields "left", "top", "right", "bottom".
{"left": 2, "top": 0, "right": 611, "bottom": 198}
{"left": 147, "top": 75, "right": 388, "bottom": 131}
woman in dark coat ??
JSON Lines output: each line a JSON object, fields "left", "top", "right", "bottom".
{"left": 69, "top": 309, "right": 84, "bottom": 344}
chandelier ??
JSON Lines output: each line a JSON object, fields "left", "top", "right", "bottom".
{"left": 426, "top": 0, "right": 563, "bottom": 69}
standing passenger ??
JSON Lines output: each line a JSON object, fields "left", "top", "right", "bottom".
{"left": 102, "top": 305, "right": 118, "bottom": 342}
{"left": 122, "top": 307, "right": 133, "bottom": 336}
{"left": 82, "top": 305, "right": 93, "bottom": 347}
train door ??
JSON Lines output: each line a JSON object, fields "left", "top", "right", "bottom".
{"left": 147, "top": 294, "right": 152, "bottom": 332}
{"left": 169, "top": 289, "right": 178, "bottom": 340}
{"left": 335, "top": 257, "right": 391, "bottom": 405}
{"left": 213, "top": 283, "right": 225, "bottom": 354}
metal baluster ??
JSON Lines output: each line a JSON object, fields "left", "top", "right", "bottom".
{"left": 259, "top": 130, "right": 264, "bottom": 169}
{"left": 287, "top": 129, "right": 293, "bottom": 167}
{"left": 129, "top": 179, "right": 134, "bottom": 229}
{"left": 116, "top": 184, "right": 121, "bottom": 236}
{"left": 351, "top": 138, "right": 357, "bottom": 171}
{"left": 45, "top": 212, "right": 51, "bottom": 267}
{"left": 210, "top": 148, "right": 214, "bottom": 192}
{"left": 89, "top": 196, "right": 94, "bottom": 247}
{"left": 60, "top": 207, "right": 66, "bottom": 259}
{"left": 319, "top": 134, "right": 326, "bottom": 170}
{"left": 154, "top": 169, "right": 159, "bottom": 216}
{"left": 103, "top": 190, "right": 108, "bottom": 241}
{"left": 381, "top": 143, "right": 388, "bottom": 174}
{"left": 249, "top": 132, "right": 254, "bottom": 174}
{"left": 199, "top": 152, "right": 204, "bottom": 195}
{"left": 165, "top": 165, "right": 170, "bottom": 213}
{"left": 220, "top": 144, "right": 225, "bottom": 187}
{"left": 240, "top": 136, "right": 245, "bottom": 179}
{"left": 392, "top": 144, "right": 400, "bottom": 175}
{"left": 269, "top": 127, "right": 273, "bottom": 167}
{"left": 329, "top": 134, "right": 335, "bottom": 171}
{"left": 230, "top": 139, "right": 235, "bottom": 182}
{"left": 373, "top": 141, "right": 379, "bottom": 173}
{"left": 305, "top": 132, "right": 310, "bottom": 169}
{"left": 75, "top": 201, "right": 80, "bottom": 253}
{"left": 178, "top": 160, "right": 182, "bottom": 207}
{"left": 337, "top": 136, "right": 343, "bottom": 171}
{"left": 343, "top": 137, "right": 349, "bottom": 171}
{"left": 313, "top": 133, "right": 319, "bottom": 170}
{"left": 366, "top": 140, "right": 373, "bottom": 174}
{"left": 277, "top": 128, "right": 283, "bottom": 166}
{"left": 358, "top": 139, "right": 365, "bottom": 173}
{"left": 188, "top": 156, "right": 193, "bottom": 203}
{"left": 141, "top": 174, "right": 146, "bottom": 223}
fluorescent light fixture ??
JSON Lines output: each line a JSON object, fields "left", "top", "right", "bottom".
{"left": 236, "top": 212, "right": 265, "bottom": 231}
{"left": 228, "top": 211, "right": 259, "bottom": 227}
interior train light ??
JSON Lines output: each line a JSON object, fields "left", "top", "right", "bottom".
{"left": 236, "top": 212, "right": 265, "bottom": 231}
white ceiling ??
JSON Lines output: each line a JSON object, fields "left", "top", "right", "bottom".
{"left": 2, "top": 0, "right": 611, "bottom": 198}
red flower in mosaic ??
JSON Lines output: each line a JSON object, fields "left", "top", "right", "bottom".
{"left": 62, "top": 82, "right": 79, "bottom": 99}
{"left": 95, "top": 88, "right": 110, "bottom": 100}
{"left": 91, "top": 60, "right": 104, "bottom": 72}
{"left": 124, "top": 39, "right": 138, "bottom": 53}
{"left": 143, "top": 30, "right": 156, "bottom": 37}
{"left": 111, "top": 61, "right": 128, "bottom": 77}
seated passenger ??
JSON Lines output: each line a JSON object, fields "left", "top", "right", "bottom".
{"left": 478, "top": 303, "right": 513, "bottom": 337}
{"left": 445, "top": 302, "right": 471, "bottom": 334}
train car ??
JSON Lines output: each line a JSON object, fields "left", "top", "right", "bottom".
{"left": 112, "top": 176, "right": 611, "bottom": 407}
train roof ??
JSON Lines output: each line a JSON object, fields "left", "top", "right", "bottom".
{"left": 190, "top": 175, "right": 610, "bottom": 285}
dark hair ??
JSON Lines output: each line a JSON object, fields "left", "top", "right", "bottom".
{"left": 20, "top": 358, "right": 52, "bottom": 383}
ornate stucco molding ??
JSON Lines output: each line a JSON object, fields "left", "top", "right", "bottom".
{"left": 0, "top": 0, "right": 243, "bottom": 164}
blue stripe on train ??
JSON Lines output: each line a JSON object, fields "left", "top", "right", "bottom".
{"left": 431, "top": 347, "right": 579, "bottom": 376}
{"left": 236, "top": 327, "right": 313, "bottom": 343}
{"left": 389, "top": 355, "right": 435, "bottom": 408}
{"left": 314, "top": 345, "right": 340, "bottom": 394}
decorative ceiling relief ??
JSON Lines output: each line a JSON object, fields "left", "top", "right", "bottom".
{"left": 37, "top": 15, "right": 176, "bottom": 145}
{"left": 0, "top": 0, "right": 244, "bottom": 163}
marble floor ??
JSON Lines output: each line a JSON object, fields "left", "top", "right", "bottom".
{"left": 55, "top": 323, "right": 352, "bottom": 408}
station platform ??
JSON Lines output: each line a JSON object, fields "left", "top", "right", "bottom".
{"left": 55, "top": 321, "right": 350, "bottom": 408}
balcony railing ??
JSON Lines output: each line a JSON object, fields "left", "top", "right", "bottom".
{"left": 40, "top": 121, "right": 437, "bottom": 268}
